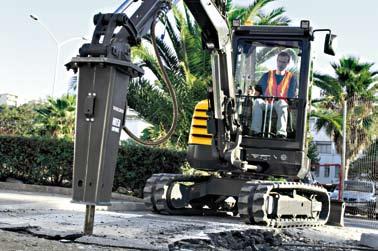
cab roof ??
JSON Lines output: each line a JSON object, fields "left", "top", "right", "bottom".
{"left": 233, "top": 25, "right": 313, "bottom": 39}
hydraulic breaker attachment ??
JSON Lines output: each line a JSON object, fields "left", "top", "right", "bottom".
{"left": 66, "top": 57, "right": 142, "bottom": 205}
{"left": 66, "top": 1, "right": 172, "bottom": 234}
{"left": 65, "top": 1, "right": 171, "bottom": 206}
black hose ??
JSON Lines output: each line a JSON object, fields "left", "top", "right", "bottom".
{"left": 123, "top": 11, "right": 179, "bottom": 146}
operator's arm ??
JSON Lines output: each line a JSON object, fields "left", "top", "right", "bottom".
{"left": 256, "top": 73, "right": 268, "bottom": 96}
{"left": 287, "top": 75, "right": 298, "bottom": 98}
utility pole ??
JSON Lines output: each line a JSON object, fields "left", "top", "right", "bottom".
{"left": 341, "top": 100, "right": 347, "bottom": 200}
{"left": 29, "top": 14, "right": 86, "bottom": 97}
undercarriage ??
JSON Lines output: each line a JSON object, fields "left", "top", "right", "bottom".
{"left": 144, "top": 173, "right": 330, "bottom": 228}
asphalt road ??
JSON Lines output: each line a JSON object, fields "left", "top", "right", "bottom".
{"left": 0, "top": 189, "right": 377, "bottom": 250}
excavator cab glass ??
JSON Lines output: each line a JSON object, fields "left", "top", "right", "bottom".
{"left": 234, "top": 40, "right": 303, "bottom": 141}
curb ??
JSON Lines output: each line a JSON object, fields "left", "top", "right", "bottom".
{"left": 0, "top": 181, "right": 72, "bottom": 196}
{"left": 0, "top": 181, "right": 146, "bottom": 212}
{"left": 97, "top": 201, "right": 146, "bottom": 212}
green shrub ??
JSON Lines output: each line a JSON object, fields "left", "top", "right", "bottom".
{"left": 0, "top": 136, "right": 73, "bottom": 186}
{"left": 115, "top": 142, "right": 185, "bottom": 197}
{"left": 0, "top": 136, "right": 186, "bottom": 197}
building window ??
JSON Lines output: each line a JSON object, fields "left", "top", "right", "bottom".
{"left": 334, "top": 166, "right": 340, "bottom": 178}
{"left": 324, "top": 167, "right": 330, "bottom": 177}
{"left": 314, "top": 167, "right": 319, "bottom": 177}
{"left": 316, "top": 142, "right": 332, "bottom": 154}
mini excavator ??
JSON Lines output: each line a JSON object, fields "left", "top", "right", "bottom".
{"left": 67, "top": 0, "right": 337, "bottom": 228}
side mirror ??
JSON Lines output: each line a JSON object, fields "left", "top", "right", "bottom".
{"left": 324, "top": 33, "right": 337, "bottom": 56}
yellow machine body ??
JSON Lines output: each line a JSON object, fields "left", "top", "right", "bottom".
{"left": 188, "top": 100, "right": 212, "bottom": 146}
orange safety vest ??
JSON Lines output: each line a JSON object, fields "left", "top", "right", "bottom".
{"left": 264, "top": 70, "right": 293, "bottom": 98}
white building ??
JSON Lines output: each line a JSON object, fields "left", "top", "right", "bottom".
{"left": 309, "top": 117, "right": 342, "bottom": 185}
{"left": 0, "top": 93, "right": 18, "bottom": 107}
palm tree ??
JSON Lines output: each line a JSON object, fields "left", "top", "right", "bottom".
{"left": 128, "top": 0, "right": 290, "bottom": 148}
{"left": 312, "top": 56, "right": 378, "bottom": 178}
{"left": 35, "top": 95, "right": 76, "bottom": 140}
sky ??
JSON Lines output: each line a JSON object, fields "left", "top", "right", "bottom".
{"left": 233, "top": 0, "right": 378, "bottom": 74}
{"left": 0, "top": 0, "right": 377, "bottom": 103}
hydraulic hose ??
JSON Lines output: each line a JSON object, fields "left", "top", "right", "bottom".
{"left": 123, "top": 11, "right": 179, "bottom": 146}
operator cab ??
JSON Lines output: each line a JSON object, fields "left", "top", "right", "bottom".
{"left": 231, "top": 22, "right": 335, "bottom": 178}
{"left": 233, "top": 24, "right": 311, "bottom": 149}
{"left": 234, "top": 39, "right": 302, "bottom": 140}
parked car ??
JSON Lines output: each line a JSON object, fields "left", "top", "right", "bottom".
{"left": 330, "top": 180, "right": 376, "bottom": 218}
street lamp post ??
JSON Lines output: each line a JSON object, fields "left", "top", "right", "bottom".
{"left": 30, "top": 14, "right": 86, "bottom": 97}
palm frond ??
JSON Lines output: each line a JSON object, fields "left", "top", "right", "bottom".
{"left": 132, "top": 45, "right": 162, "bottom": 82}
{"left": 227, "top": 7, "right": 247, "bottom": 24}
{"left": 256, "top": 7, "right": 291, "bottom": 25}
{"left": 256, "top": 47, "right": 281, "bottom": 64}
{"left": 225, "top": 0, "right": 233, "bottom": 12}
{"left": 311, "top": 109, "right": 342, "bottom": 137}
{"left": 239, "top": 0, "right": 276, "bottom": 24}
{"left": 165, "top": 14, "right": 182, "bottom": 54}
{"left": 128, "top": 78, "right": 173, "bottom": 126}
{"left": 184, "top": 6, "right": 197, "bottom": 36}
{"left": 155, "top": 37, "right": 182, "bottom": 74}
{"left": 173, "top": 6, "right": 184, "bottom": 35}
{"left": 313, "top": 72, "right": 344, "bottom": 102}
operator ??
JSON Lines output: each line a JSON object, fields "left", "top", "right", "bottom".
{"left": 251, "top": 51, "right": 297, "bottom": 138}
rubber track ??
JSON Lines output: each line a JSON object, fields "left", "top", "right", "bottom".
{"left": 148, "top": 174, "right": 210, "bottom": 215}
{"left": 147, "top": 175, "right": 330, "bottom": 228}
{"left": 238, "top": 181, "right": 273, "bottom": 224}
{"left": 153, "top": 174, "right": 183, "bottom": 214}
{"left": 238, "top": 181, "right": 258, "bottom": 223}
{"left": 251, "top": 182, "right": 330, "bottom": 228}
{"left": 143, "top": 173, "right": 174, "bottom": 212}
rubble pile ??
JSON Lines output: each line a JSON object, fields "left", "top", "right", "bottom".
{"left": 169, "top": 229, "right": 365, "bottom": 251}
